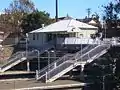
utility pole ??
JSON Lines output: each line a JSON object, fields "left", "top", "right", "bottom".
{"left": 56, "top": 0, "right": 58, "bottom": 22}
{"left": 26, "top": 33, "right": 30, "bottom": 72}
{"left": 86, "top": 8, "right": 91, "bottom": 18}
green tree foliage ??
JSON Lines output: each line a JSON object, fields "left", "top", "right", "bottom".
{"left": 5, "top": 0, "right": 35, "bottom": 14}
{"left": 114, "top": 0, "right": 120, "bottom": 14}
{"left": 103, "top": 2, "right": 118, "bottom": 28}
{"left": 92, "top": 13, "right": 100, "bottom": 23}
{"left": 21, "top": 10, "right": 52, "bottom": 33}
{"left": 102, "top": 1, "right": 120, "bottom": 37}
{"left": 84, "top": 47, "right": 120, "bottom": 90}
{"left": 0, "top": 0, "right": 35, "bottom": 33}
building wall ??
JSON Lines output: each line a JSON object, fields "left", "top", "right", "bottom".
{"left": 28, "top": 33, "right": 46, "bottom": 47}
{"left": 77, "top": 30, "right": 97, "bottom": 38}
{"left": 28, "top": 29, "right": 97, "bottom": 48}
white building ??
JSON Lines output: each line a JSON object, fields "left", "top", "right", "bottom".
{"left": 28, "top": 19, "right": 98, "bottom": 48}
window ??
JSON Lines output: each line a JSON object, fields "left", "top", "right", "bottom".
{"left": 69, "top": 33, "right": 75, "bottom": 37}
{"left": 33, "top": 34, "right": 35, "bottom": 40}
{"left": 90, "top": 34, "right": 95, "bottom": 39}
{"left": 80, "top": 34, "right": 83, "bottom": 37}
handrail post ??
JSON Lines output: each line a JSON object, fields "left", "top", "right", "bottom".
{"left": 54, "top": 62, "right": 56, "bottom": 68}
{"left": 36, "top": 70, "right": 38, "bottom": 80}
{"left": 64, "top": 55, "right": 65, "bottom": 61}
{"left": 81, "top": 64, "right": 84, "bottom": 72}
{"left": 87, "top": 53, "right": 90, "bottom": 63}
{"left": 45, "top": 72, "right": 47, "bottom": 83}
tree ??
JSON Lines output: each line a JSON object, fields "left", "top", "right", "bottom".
{"left": 84, "top": 47, "right": 120, "bottom": 90}
{"left": 114, "top": 0, "right": 120, "bottom": 14}
{"left": 92, "top": 13, "right": 100, "bottom": 23}
{"left": 102, "top": 1, "right": 120, "bottom": 37}
{"left": 103, "top": 2, "right": 117, "bottom": 28}
{"left": 21, "top": 10, "right": 52, "bottom": 33}
{"left": 5, "top": 0, "right": 35, "bottom": 14}
{"left": 0, "top": 0, "right": 35, "bottom": 33}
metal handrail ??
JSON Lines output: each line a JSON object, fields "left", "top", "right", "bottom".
{"left": 75, "top": 44, "right": 110, "bottom": 62}
{"left": 37, "top": 44, "right": 97, "bottom": 79}
{"left": 75, "top": 45, "right": 100, "bottom": 61}
{"left": 0, "top": 52, "right": 25, "bottom": 69}
{"left": 47, "top": 45, "right": 99, "bottom": 75}
{"left": 47, "top": 61, "right": 73, "bottom": 80}
{"left": 0, "top": 39, "right": 55, "bottom": 71}
{"left": 37, "top": 53, "right": 74, "bottom": 79}
{"left": 74, "top": 44, "right": 97, "bottom": 59}
{"left": 37, "top": 45, "right": 93, "bottom": 79}
{"left": 46, "top": 44, "right": 110, "bottom": 80}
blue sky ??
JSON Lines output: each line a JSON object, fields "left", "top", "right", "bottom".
{"left": 0, "top": 0, "right": 112, "bottom": 19}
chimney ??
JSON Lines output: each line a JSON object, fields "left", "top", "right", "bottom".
{"left": 42, "top": 24, "right": 45, "bottom": 28}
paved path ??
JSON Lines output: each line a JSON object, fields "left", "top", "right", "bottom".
{"left": 0, "top": 78, "right": 85, "bottom": 90}
{"left": 0, "top": 71, "right": 35, "bottom": 75}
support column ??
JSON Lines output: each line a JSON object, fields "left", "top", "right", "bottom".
{"left": 27, "top": 60, "right": 30, "bottom": 72}
{"left": 69, "top": 70, "right": 73, "bottom": 79}
{"left": 80, "top": 65, "right": 85, "bottom": 81}
{"left": 36, "top": 70, "right": 38, "bottom": 79}
{"left": 54, "top": 62, "right": 56, "bottom": 68}
{"left": 45, "top": 72, "right": 48, "bottom": 83}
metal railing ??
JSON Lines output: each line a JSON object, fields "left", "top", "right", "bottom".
{"left": 0, "top": 40, "right": 55, "bottom": 71}
{"left": 45, "top": 44, "right": 110, "bottom": 81}
{"left": 76, "top": 44, "right": 110, "bottom": 62}
{"left": 0, "top": 52, "right": 26, "bottom": 69}
{"left": 74, "top": 44, "right": 97, "bottom": 60}
{"left": 36, "top": 44, "right": 98, "bottom": 80}
{"left": 57, "top": 37, "right": 102, "bottom": 45}
{"left": 37, "top": 53, "right": 74, "bottom": 79}
{"left": 47, "top": 61, "right": 73, "bottom": 80}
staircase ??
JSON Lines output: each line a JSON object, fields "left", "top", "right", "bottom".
{"left": 0, "top": 40, "right": 54, "bottom": 72}
{"left": 36, "top": 44, "right": 110, "bottom": 82}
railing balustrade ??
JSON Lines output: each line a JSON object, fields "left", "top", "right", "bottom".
{"left": 45, "top": 44, "right": 110, "bottom": 81}
{"left": 36, "top": 44, "right": 98, "bottom": 80}
{"left": 0, "top": 39, "right": 55, "bottom": 72}
{"left": 36, "top": 43, "right": 110, "bottom": 82}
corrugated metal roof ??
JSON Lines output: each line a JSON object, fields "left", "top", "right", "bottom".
{"left": 30, "top": 19, "right": 98, "bottom": 33}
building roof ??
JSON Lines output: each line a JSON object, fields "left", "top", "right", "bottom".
{"left": 58, "top": 15, "right": 73, "bottom": 20}
{"left": 76, "top": 18, "right": 92, "bottom": 23}
{"left": 89, "top": 20, "right": 97, "bottom": 24}
{"left": 30, "top": 19, "right": 98, "bottom": 33}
